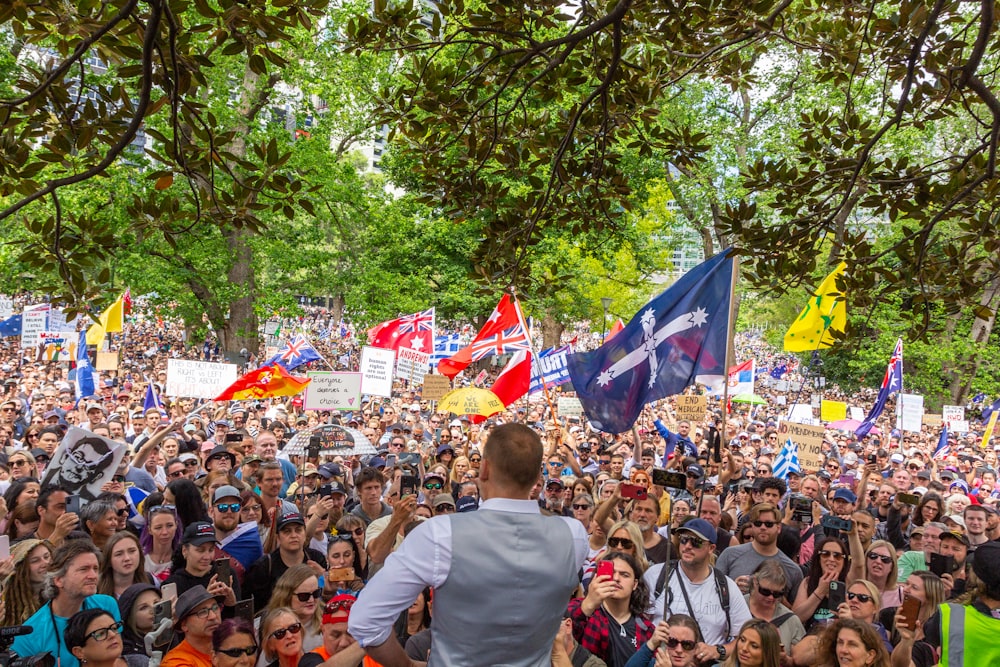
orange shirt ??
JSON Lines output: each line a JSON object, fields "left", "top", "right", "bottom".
{"left": 161, "top": 638, "right": 213, "bottom": 667}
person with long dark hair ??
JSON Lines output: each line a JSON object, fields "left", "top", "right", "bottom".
{"left": 165, "top": 478, "right": 209, "bottom": 530}
{"left": 568, "top": 551, "right": 655, "bottom": 667}
{"left": 140, "top": 503, "right": 182, "bottom": 583}
{"left": 793, "top": 537, "right": 851, "bottom": 629}
{"left": 164, "top": 522, "right": 240, "bottom": 607}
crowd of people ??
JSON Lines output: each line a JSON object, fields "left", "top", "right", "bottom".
{"left": 0, "top": 305, "right": 997, "bottom": 667}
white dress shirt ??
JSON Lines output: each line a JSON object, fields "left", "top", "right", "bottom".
{"left": 348, "top": 497, "right": 589, "bottom": 648}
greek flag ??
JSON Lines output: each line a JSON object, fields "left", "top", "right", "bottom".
{"left": 317, "top": 327, "right": 331, "bottom": 342}
{"left": 431, "top": 334, "right": 462, "bottom": 366}
{"left": 773, "top": 438, "right": 801, "bottom": 480}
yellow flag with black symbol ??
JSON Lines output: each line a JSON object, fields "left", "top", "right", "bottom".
{"left": 784, "top": 262, "right": 847, "bottom": 352}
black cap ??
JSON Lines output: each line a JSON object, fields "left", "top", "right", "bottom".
{"left": 182, "top": 521, "right": 216, "bottom": 546}
{"left": 973, "top": 541, "right": 1000, "bottom": 587}
{"left": 318, "top": 463, "right": 342, "bottom": 479}
{"left": 276, "top": 512, "right": 305, "bottom": 531}
{"left": 326, "top": 481, "right": 347, "bottom": 496}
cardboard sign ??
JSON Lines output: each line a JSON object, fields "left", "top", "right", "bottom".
{"left": 303, "top": 372, "right": 363, "bottom": 410}
{"left": 422, "top": 374, "right": 451, "bottom": 401}
{"left": 359, "top": 346, "right": 395, "bottom": 397}
{"left": 778, "top": 421, "right": 826, "bottom": 471}
{"left": 923, "top": 414, "right": 943, "bottom": 427}
{"left": 943, "top": 405, "right": 965, "bottom": 425}
{"left": 821, "top": 400, "right": 847, "bottom": 422}
{"left": 849, "top": 406, "right": 865, "bottom": 421}
{"left": 950, "top": 419, "right": 970, "bottom": 433}
{"left": 787, "top": 403, "right": 818, "bottom": 425}
{"left": 40, "top": 426, "right": 127, "bottom": 502}
{"left": 557, "top": 396, "right": 584, "bottom": 417}
{"left": 675, "top": 395, "right": 707, "bottom": 423}
{"left": 165, "top": 359, "right": 238, "bottom": 399}
{"left": 21, "top": 305, "right": 49, "bottom": 349}
{"left": 0, "top": 296, "right": 12, "bottom": 320}
{"left": 395, "top": 347, "right": 431, "bottom": 382}
{"left": 897, "top": 393, "right": 924, "bottom": 433}
{"left": 95, "top": 351, "right": 119, "bottom": 371}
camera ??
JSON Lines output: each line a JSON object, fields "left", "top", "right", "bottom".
{"left": 0, "top": 626, "right": 54, "bottom": 667}
{"left": 789, "top": 494, "right": 813, "bottom": 522}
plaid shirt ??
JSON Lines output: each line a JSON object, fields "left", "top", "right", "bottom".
{"left": 567, "top": 597, "right": 655, "bottom": 663}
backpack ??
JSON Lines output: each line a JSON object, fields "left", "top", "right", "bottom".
{"left": 654, "top": 561, "right": 732, "bottom": 638}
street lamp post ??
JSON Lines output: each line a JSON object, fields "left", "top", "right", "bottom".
{"left": 601, "top": 297, "right": 612, "bottom": 343}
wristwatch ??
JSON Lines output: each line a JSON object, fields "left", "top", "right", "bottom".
{"left": 716, "top": 644, "right": 727, "bottom": 660}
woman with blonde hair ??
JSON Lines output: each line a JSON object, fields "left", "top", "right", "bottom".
{"left": 848, "top": 539, "right": 902, "bottom": 609}
{"left": 1, "top": 539, "right": 52, "bottom": 625}
{"left": 264, "top": 564, "right": 324, "bottom": 652}
{"left": 258, "top": 607, "right": 304, "bottom": 667}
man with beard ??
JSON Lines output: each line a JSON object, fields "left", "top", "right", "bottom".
{"left": 630, "top": 494, "right": 671, "bottom": 563}
{"left": 211, "top": 486, "right": 260, "bottom": 585}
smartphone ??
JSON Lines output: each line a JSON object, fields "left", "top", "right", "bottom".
{"left": 225, "top": 432, "right": 243, "bottom": 443}
{"left": 709, "top": 426, "right": 721, "bottom": 463}
{"left": 160, "top": 582, "right": 177, "bottom": 602}
{"left": 328, "top": 567, "right": 355, "bottom": 581}
{"left": 652, "top": 468, "right": 687, "bottom": 490}
{"left": 400, "top": 473, "right": 418, "bottom": 496}
{"left": 211, "top": 558, "right": 231, "bottom": 587}
{"left": 620, "top": 483, "right": 648, "bottom": 500}
{"left": 234, "top": 599, "right": 254, "bottom": 622}
{"left": 317, "top": 484, "right": 333, "bottom": 497}
{"left": 384, "top": 454, "right": 397, "bottom": 468}
{"left": 398, "top": 452, "right": 421, "bottom": 468}
{"left": 828, "top": 580, "right": 846, "bottom": 609}
{"left": 65, "top": 494, "right": 81, "bottom": 515}
{"left": 307, "top": 434, "right": 321, "bottom": 459}
{"left": 596, "top": 559, "right": 614, "bottom": 580}
{"left": 153, "top": 599, "right": 173, "bottom": 626}
{"left": 821, "top": 515, "right": 854, "bottom": 532}
{"left": 899, "top": 596, "right": 921, "bottom": 630}
{"left": 0, "top": 535, "right": 9, "bottom": 561}
{"left": 897, "top": 493, "right": 920, "bottom": 506}
{"left": 434, "top": 428, "right": 441, "bottom": 440}
{"left": 929, "top": 553, "right": 956, "bottom": 577}
{"left": 868, "top": 454, "right": 877, "bottom": 465}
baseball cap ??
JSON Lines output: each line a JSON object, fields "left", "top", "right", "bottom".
{"left": 173, "top": 585, "right": 222, "bottom": 629}
{"left": 456, "top": 496, "right": 478, "bottom": 512}
{"left": 276, "top": 512, "right": 306, "bottom": 531}
{"left": 546, "top": 478, "right": 565, "bottom": 489}
{"left": 243, "top": 454, "right": 262, "bottom": 465}
{"left": 318, "top": 463, "right": 342, "bottom": 479}
{"left": 200, "top": 440, "right": 216, "bottom": 453}
{"left": 326, "top": 482, "right": 348, "bottom": 496}
{"left": 367, "top": 457, "right": 386, "bottom": 469}
{"left": 677, "top": 518, "right": 715, "bottom": 544}
{"left": 940, "top": 469, "right": 957, "bottom": 481}
{"left": 973, "top": 541, "right": 1000, "bottom": 588}
{"left": 212, "top": 485, "right": 242, "bottom": 504}
{"left": 833, "top": 488, "right": 857, "bottom": 504}
{"left": 449, "top": 419, "right": 462, "bottom": 428}
{"left": 182, "top": 522, "right": 216, "bottom": 546}
{"left": 302, "top": 463, "right": 321, "bottom": 477}
{"left": 432, "top": 494, "right": 456, "bottom": 508}
{"left": 890, "top": 453, "right": 905, "bottom": 464}
{"left": 436, "top": 444, "right": 455, "bottom": 456}
{"left": 686, "top": 464, "right": 705, "bottom": 478}
{"left": 86, "top": 402, "right": 104, "bottom": 413}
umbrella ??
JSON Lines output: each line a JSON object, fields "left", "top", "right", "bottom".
{"left": 827, "top": 418, "right": 881, "bottom": 435}
{"left": 283, "top": 424, "right": 377, "bottom": 457}
{"left": 731, "top": 393, "right": 767, "bottom": 405}
{"left": 438, "top": 387, "right": 505, "bottom": 418}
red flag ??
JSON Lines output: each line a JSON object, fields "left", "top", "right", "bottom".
{"left": 123, "top": 288, "right": 133, "bottom": 315}
{"left": 490, "top": 349, "right": 532, "bottom": 407}
{"left": 438, "top": 295, "right": 529, "bottom": 378}
{"left": 213, "top": 364, "right": 311, "bottom": 401}
{"left": 367, "top": 308, "right": 435, "bottom": 353}
{"left": 607, "top": 318, "right": 625, "bottom": 340}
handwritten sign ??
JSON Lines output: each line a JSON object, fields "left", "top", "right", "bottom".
{"left": 778, "top": 421, "right": 826, "bottom": 471}
{"left": 787, "top": 404, "right": 818, "bottom": 425}
{"left": 849, "top": 406, "right": 865, "bottom": 421}
{"left": 0, "top": 296, "right": 12, "bottom": 320}
{"left": 923, "top": 414, "right": 943, "bottom": 428}
{"left": 395, "top": 347, "right": 431, "bottom": 382}
{"left": 897, "top": 393, "right": 924, "bottom": 433}
{"left": 422, "top": 374, "right": 451, "bottom": 401}
{"left": 303, "top": 372, "right": 362, "bottom": 410}
{"left": 675, "top": 395, "right": 707, "bottom": 422}
{"left": 558, "top": 396, "right": 584, "bottom": 417}
{"left": 48, "top": 308, "right": 79, "bottom": 332}
{"left": 21, "top": 305, "right": 49, "bottom": 349}
{"left": 165, "top": 359, "right": 237, "bottom": 399}
{"left": 943, "top": 405, "right": 965, "bottom": 426}
{"left": 39, "top": 331, "right": 77, "bottom": 361}
{"left": 359, "top": 346, "right": 395, "bottom": 397}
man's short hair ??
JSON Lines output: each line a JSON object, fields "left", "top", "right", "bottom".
{"left": 37, "top": 484, "right": 68, "bottom": 510}
{"left": 747, "top": 502, "right": 779, "bottom": 524}
{"left": 483, "top": 423, "right": 544, "bottom": 491}
{"left": 355, "top": 467, "right": 385, "bottom": 488}
{"left": 965, "top": 504, "right": 989, "bottom": 518}
{"left": 39, "top": 425, "right": 63, "bottom": 439}
{"left": 756, "top": 477, "right": 787, "bottom": 497}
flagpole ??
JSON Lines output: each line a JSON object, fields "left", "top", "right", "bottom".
{"left": 509, "top": 288, "right": 559, "bottom": 428}
{"left": 711, "top": 252, "right": 740, "bottom": 516}
{"left": 301, "top": 333, "right": 336, "bottom": 371}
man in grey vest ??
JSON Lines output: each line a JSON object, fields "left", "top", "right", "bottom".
{"left": 349, "top": 423, "right": 589, "bottom": 666}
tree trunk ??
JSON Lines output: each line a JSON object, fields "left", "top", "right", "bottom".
{"left": 949, "top": 276, "right": 1000, "bottom": 403}
{"left": 541, "top": 313, "right": 564, "bottom": 349}
{"left": 330, "top": 294, "right": 345, "bottom": 323}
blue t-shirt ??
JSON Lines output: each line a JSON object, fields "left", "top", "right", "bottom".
{"left": 12, "top": 595, "right": 121, "bottom": 667}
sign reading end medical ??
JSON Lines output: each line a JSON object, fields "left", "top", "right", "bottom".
{"left": 166, "top": 359, "right": 238, "bottom": 399}
{"left": 360, "top": 346, "right": 395, "bottom": 397}
{"left": 304, "top": 372, "right": 363, "bottom": 410}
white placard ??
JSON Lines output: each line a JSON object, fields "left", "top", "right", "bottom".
{"left": 849, "top": 406, "right": 865, "bottom": 421}
{"left": 557, "top": 396, "right": 584, "bottom": 417}
{"left": 776, "top": 396, "right": 787, "bottom": 405}
{"left": 774, "top": 380, "right": 789, "bottom": 392}
{"left": 39, "top": 331, "right": 77, "bottom": 360}
{"left": 21, "top": 304, "right": 49, "bottom": 349}
{"left": 0, "top": 296, "right": 12, "bottom": 320}
{"left": 40, "top": 426, "right": 127, "bottom": 502}
{"left": 48, "top": 308, "right": 79, "bottom": 332}
{"left": 897, "top": 393, "right": 924, "bottom": 433}
{"left": 395, "top": 347, "right": 431, "bottom": 382}
{"left": 165, "top": 359, "right": 238, "bottom": 399}
{"left": 950, "top": 419, "right": 970, "bottom": 433}
{"left": 942, "top": 405, "right": 965, "bottom": 425}
{"left": 787, "top": 403, "right": 818, "bottom": 425}
{"left": 303, "top": 372, "right": 363, "bottom": 410}
{"left": 359, "top": 346, "right": 395, "bottom": 397}
{"left": 810, "top": 393, "right": 822, "bottom": 408}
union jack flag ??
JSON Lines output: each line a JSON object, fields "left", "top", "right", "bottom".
{"left": 469, "top": 325, "right": 530, "bottom": 361}
{"left": 398, "top": 308, "right": 435, "bottom": 334}
{"left": 264, "top": 333, "right": 322, "bottom": 371}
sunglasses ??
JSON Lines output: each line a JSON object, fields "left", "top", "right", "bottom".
{"left": 754, "top": 584, "right": 783, "bottom": 598}
{"left": 436, "top": 504, "right": 456, "bottom": 513}
{"left": 599, "top": 459, "right": 611, "bottom": 465}
{"left": 818, "top": 550, "right": 847, "bottom": 560}
{"left": 330, "top": 534, "right": 354, "bottom": 545}
{"left": 470, "top": 457, "right": 481, "bottom": 463}
{"left": 9, "top": 459, "right": 29, "bottom": 466}
{"left": 217, "top": 646, "right": 257, "bottom": 658}
{"left": 269, "top": 622, "right": 302, "bottom": 640}
{"left": 607, "top": 537, "right": 634, "bottom": 549}
{"left": 293, "top": 589, "right": 323, "bottom": 602}
{"left": 115, "top": 508, "right": 129, "bottom": 517}
{"left": 867, "top": 553, "right": 893, "bottom": 564}
{"left": 572, "top": 504, "right": 592, "bottom": 510}
{"left": 112, "top": 475, "right": 125, "bottom": 483}
{"left": 184, "top": 460, "right": 199, "bottom": 466}
{"left": 752, "top": 520, "right": 777, "bottom": 528}
{"left": 679, "top": 535, "right": 706, "bottom": 548}
{"left": 548, "top": 462, "right": 564, "bottom": 468}
{"left": 326, "top": 598, "right": 355, "bottom": 613}
{"left": 666, "top": 637, "right": 697, "bottom": 651}
{"left": 756, "top": 469, "right": 769, "bottom": 474}
{"left": 847, "top": 591, "right": 874, "bottom": 603}
{"left": 86, "top": 621, "right": 123, "bottom": 642}
{"left": 167, "top": 470, "right": 185, "bottom": 478}
{"left": 216, "top": 503, "right": 241, "bottom": 513}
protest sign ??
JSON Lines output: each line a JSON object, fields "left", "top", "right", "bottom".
{"left": 96, "top": 352, "right": 119, "bottom": 371}
{"left": 303, "top": 372, "right": 363, "bottom": 410}
{"left": 21, "top": 304, "right": 49, "bottom": 349}
{"left": 778, "top": 421, "right": 826, "bottom": 471}
{"left": 396, "top": 347, "right": 431, "bottom": 382}
{"left": 558, "top": 396, "right": 584, "bottom": 417}
{"left": 897, "top": 393, "right": 924, "bottom": 433}
{"left": 849, "top": 406, "right": 865, "bottom": 421}
{"left": 48, "top": 308, "right": 79, "bottom": 332}
{"left": 942, "top": 405, "right": 965, "bottom": 425}
{"left": 166, "top": 359, "right": 238, "bottom": 399}
{"left": 774, "top": 380, "right": 789, "bottom": 392}
{"left": 0, "top": 296, "right": 12, "bottom": 320}
{"left": 40, "top": 427, "right": 127, "bottom": 502}
{"left": 422, "top": 374, "right": 451, "bottom": 401}
{"left": 359, "top": 346, "right": 395, "bottom": 397}
{"left": 820, "top": 400, "right": 847, "bottom": 422}
{"left": 474, "top": 370, "right": 488, "bottom": 386}
{"left": 529, "top": 346, "right": 571, "bottom": 393}
{"left": 787, "top": 403, "right": 818, "bottom": 425}
{"left": 39, "top": 331, "right": 77, "bottom": 361}
{"left": 923, "top": 414, "right": 943, "bottom": 428}
{"left": 950, "top": 419, "right": 970, "bottom": 433}
{"left": 675, "top": 395, "right": 707, "bottom": 422}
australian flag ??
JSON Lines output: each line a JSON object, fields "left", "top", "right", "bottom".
{"left": 770, "top": 364, "right": 788, "bottom": 379}
{"left": 567, "top": 251, "right": 734, "bottom": 433}
{"left": 265, "top": 333, "right": 321, "bottom": 371}
{"left": 0, "top": 315, "right": 21, "bottom": 338}
{"left": 982, "top": 398, "right": 1000, "bottom": 424}
{"left": 74, "top": 330, "right": 95, "bottom": 403}
{"left": 855, "top": 338, "right": 903, "bottom": 439}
